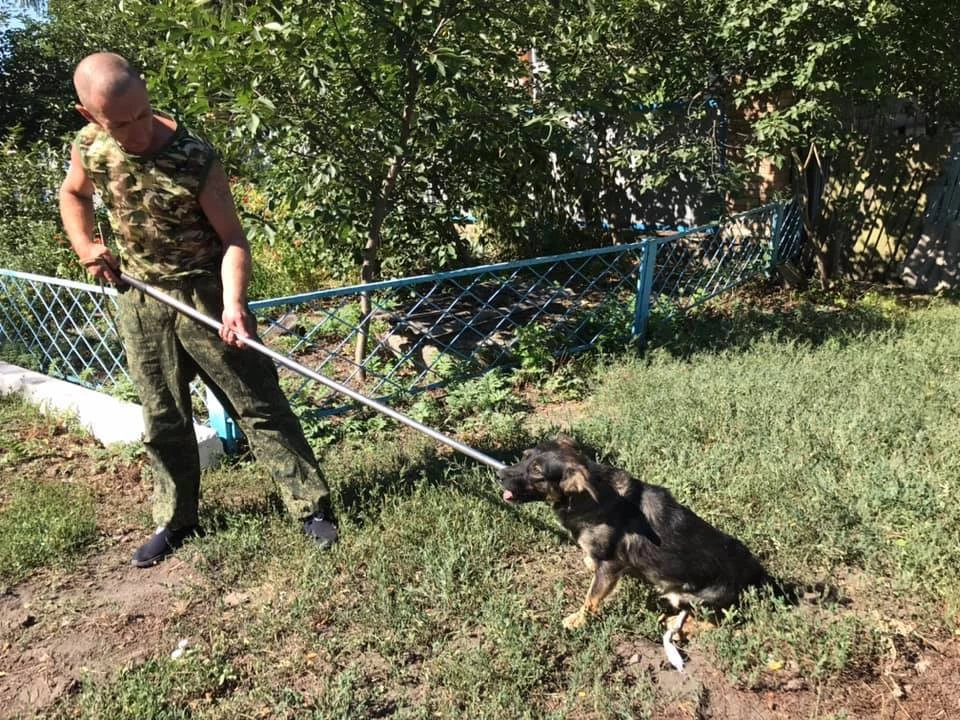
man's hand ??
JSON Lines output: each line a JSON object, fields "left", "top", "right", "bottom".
{"left": 220, "top": 302, "right": 256, "bottom": 348}
{"left": 78, "top": 244, "right": 121, "bottom": 284}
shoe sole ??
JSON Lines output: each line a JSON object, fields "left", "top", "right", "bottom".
{"left": 131, "top": 527, "right": 200, "bottom": 568}
{"left": 131, "top": 553, "right": 168, "bottom": 568}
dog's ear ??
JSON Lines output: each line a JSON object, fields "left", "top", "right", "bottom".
{"left": 561, "top": 464, "right": 599, "bottom": 502}
{"left": 554, "top": 434, "right": 579, "bottom": 450}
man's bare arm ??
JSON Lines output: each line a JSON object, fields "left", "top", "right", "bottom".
{"left": 59, "top": 144, "right": 120, "bottom": 283}
{"left": 198, "top": 160, "right": 254, "bottom": 347}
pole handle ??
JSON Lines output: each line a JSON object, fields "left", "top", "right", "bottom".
{"left": 117, "top": 271, "right": 506, "bottom": 472}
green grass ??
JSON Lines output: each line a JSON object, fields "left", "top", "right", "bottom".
{"left": 703, "top": 588, "right": 880, "bottom": 690}
{"left": 69, "top": 652, "right": 240, "bottom": 720}
{"left": 585, "top": 294, "right": 960, "bottom": 609}
{"left": 0, "top": 395, "right": 100, "bottom": 586}
{"left": 23, "top": 288, "right": 960, "bottom": 717}
{"left": 0, "top": 340, "right": 44, "bottom": 373}
{"left": 0, "top": 478, "right": 98, "bottom": 586}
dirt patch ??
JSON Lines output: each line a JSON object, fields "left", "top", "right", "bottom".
{"left": 836, "top": 634, "right": 960, "bottom": 720}
{"left": 522, "top": 396, "right": 590, "bottom": 436}
{"left": 607, "top": 633, "right": 960, "bottom": 720}
{"left": 535, "top": 544, "right": 960, "bottom": 720}
{"left": 0, "top": 409, "right": 205, "bottom": 717}
{"left": 0, "top": 531, "right": 204, "bottom": 717}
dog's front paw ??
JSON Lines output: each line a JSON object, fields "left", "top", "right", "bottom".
{"left": 562, "top": 609, "right": 588, "bottom": 630}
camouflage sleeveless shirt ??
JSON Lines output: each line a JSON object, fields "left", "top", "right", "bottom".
{"left": 74, "top": 112, "right": 222, "bottom": 281}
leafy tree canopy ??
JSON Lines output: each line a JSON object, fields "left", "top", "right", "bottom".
{"left": 0, "top": 0, "right": 957, "bottom": 288}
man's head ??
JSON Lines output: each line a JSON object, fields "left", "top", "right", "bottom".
{"left": 74, "top": 53, "right": 154, "bottom": 154}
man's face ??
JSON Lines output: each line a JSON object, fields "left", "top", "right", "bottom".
{"left": 84, "top": 83, "right": 154, "bottom": 155}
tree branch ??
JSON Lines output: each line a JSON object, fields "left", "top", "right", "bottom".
{"left": 332, "top": 18, "right": 393, "bottom": 115}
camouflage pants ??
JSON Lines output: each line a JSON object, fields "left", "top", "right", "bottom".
{"left": 116, "top": 276, "right": 329, "bottom": 531}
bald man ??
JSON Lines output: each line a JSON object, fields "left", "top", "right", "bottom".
{"left": 60, "top": 53, "right": 338, "bottom": 567}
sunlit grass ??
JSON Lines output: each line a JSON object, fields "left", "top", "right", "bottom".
{"left": 22, "top": 290, "right": 960, "bottom": 718}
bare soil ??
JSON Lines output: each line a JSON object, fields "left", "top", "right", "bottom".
{"left": 0, "top": 416, "right": 205, "bottom": 717}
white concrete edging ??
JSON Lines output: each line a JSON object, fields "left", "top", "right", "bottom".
{"left": 0, "top": 362, "right": 223, "bottom": 469}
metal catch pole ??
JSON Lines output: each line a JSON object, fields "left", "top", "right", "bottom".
{"left": 118, "top": 272, "right": 506, "bottom": 472}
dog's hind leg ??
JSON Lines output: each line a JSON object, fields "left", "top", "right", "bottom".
{"left": 562, "top": 562, "right": 621, "bottom": 630}
{"left": 662, "top": 610, "right": 688, "bottom": 671}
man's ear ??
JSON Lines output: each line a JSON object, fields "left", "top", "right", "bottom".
{"left": 560, "top": 464, "right": 599, "bottom": 502}
{"left": 75, "top": 104, "right": 97, "bottom": 125}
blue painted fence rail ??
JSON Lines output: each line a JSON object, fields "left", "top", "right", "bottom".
{"left": 0, "top": 201, "right": 801, "bottom": 429}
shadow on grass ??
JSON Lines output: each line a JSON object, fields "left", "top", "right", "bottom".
{"left": 646, "top": 283, "right": 960, "bottom": 360}
{"left": 198, "top": 494, "right": 284, "bottom": 533}
{"left": 329, "top": 431, "right": 570, "bottom": 543}
{"left": 195, "top": 424, "right": 570, "bottom": 543}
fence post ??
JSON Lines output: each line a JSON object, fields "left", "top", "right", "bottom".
{"left": 632, "top": 239, "right": 658, "bottom": 348}
{"left": 769, "top": 202, "right": 785, "bottom": 271}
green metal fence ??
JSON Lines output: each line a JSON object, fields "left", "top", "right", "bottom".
{"left": 0, "top": 201, "right": 801, "bottom": 421}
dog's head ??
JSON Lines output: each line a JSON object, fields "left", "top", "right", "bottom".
{"left": 497, "top": 435, "right": 598, "bottom": 505}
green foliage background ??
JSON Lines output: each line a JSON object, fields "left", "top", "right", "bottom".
{"left": 1, "top": 0, "right": 958, "bottom": 293}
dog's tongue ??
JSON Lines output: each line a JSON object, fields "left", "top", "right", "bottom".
{"left": 502, "top": 489, "right": 515, "bottom": 502}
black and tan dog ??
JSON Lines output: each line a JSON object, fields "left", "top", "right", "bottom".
{"left": 497, "top": 435, "right": 770, "bottom": 670}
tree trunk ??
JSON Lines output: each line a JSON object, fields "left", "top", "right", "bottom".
{"left": 792, "top": 145, "right": 832, "bottom": 286}
{"left": 353, "top": 64, "right": 421, "bottom": 378}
